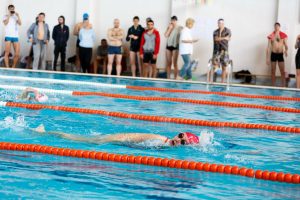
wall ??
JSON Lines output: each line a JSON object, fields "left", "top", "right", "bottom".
{"left": 1, "top": 0, "right": 299, "bottom": 76}
{"left": 0, "top": 0, "right": 171, "bottom": 68}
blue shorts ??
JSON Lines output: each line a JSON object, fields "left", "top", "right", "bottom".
{"left": 5, "top": 37, "right": 19, "bottom": 43}
{"left": 108, "top": 46, "right": 122, "bottom": 55}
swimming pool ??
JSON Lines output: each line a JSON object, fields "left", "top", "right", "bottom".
{"left": 0, "top": 68, "right": 299, "bottom": 199}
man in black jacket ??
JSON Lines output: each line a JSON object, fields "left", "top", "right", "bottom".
{"left": 52, "top": 16, "right": 69, "bottom": 71}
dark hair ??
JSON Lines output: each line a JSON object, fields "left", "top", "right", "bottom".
{"left": 59, "top": 15, "right": 65, "bottom": 24}
{"left": 274, "top": 22, "right": 281, "bottom": 27}
{"left": 218, "top": 18, "right": 224, "bottom": 22}
{"left": 39, "top": 12, "right": 45, "bottom": 17}
{"left": 147, "top": 19, "right": 154, "bottom": 24}
{"left": 171, "top": 16, "right": 178, "bottom": 21}
{"left": 133, "top": 16, "right": 139, "bottom": 21}
{"left": 8, "top": 5, "right": 14, "bottom": 9}
{"left": 101, "top": 39, "right": 107, "bottom": 42}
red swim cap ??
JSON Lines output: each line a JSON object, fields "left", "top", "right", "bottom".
{"left": 184, "top": 132, "right": 199, "bottom": 144}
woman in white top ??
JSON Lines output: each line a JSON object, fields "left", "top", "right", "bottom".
{"left": 178, "top": 18, "right": 198, "bottom": 80}
{"left": 165, "top": 16, "right": 182, "bottom": 79}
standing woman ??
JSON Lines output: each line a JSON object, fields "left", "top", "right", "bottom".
{"left": 165, "top": 16, "right": 182, "bottom": 79}
{"left": 178, "top": 18, "right": 198, "bottom": 80}
{"left": 295, "top": 34, "right": 300, "bottom": 88}
{"left": 78, "top": 14, "right": 95, "bottom": 73}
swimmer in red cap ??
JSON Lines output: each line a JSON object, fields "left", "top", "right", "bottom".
{"left": 33, "top": 125, "right": 199, "bottom": 147}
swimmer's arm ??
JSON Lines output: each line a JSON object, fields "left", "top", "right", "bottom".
{"left": 283, "top": 38, "right": 288, "bottom": 56}
{"left": 116, "top": 29, "right": 125, "bottom": 40}
{"left": 295, "top": 36, "right": 300, "bottom": 49}
{"left": 3, "top": 15, "right": 10, "bottom": 26}
{"left": 73, "top": 23, "right": 81, "bottom": 36}
{"left": 266, "top": 40, "right": 272, "bottom": 62}
{"left": 107, "top": 29, "right": 117, "bottom": 41}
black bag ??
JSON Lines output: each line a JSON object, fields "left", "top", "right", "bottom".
{"left": 235, "top": 70, "right": 252, "bottom": 83}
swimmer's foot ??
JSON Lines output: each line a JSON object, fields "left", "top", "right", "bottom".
{"left": 33, "top": 124, "right": 46, "bottom": 133}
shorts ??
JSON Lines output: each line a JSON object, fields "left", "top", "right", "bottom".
{"left": 108, "top": 46, "right": 122, "bottom": 55}
{"left": 271, "top": 52, "right": 284, "bottom": 62}
{"left": 296, "top": 51, "right": 300, "bottom": 69}
{"left": 5, "top": 37, "right": 19, "bottom": 43}
{"left": 212, "top": 50, "right": 230, "bottom": 67}
{"left": 130, "top": 46, "right": 140, "bottom": 53}
{"left": 143, "top": 52, "right": 157, "bottom": 64}
{"left": 166, "top": 46, "right": 178, "bottom": 51}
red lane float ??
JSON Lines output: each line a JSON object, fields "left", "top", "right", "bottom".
{"left": 0, "top": 142, "right": 299, "bottom": 184}
{"left": 4, "top": 102, "right": 300, "bottom": 134}
{"left": 126, "top": 85, "right": 300, "bottom": 102}
{"left": 72, "top": 91, "right": 300, "bottom": 114}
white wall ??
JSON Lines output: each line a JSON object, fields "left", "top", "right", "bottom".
{"left": 1, "top": 0, "right": 171, "bottom": 68}
{"left": 1, "top": 0, "right": 299, "bottom": 76}
{"left": 172, "top": 0, "right": 278, "bottom": 76}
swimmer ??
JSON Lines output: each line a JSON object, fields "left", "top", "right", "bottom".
{"left": 32, "top": 124, "right": 199, "bottom": 147}
{"left": 17, "top": 88, "right": 48, "bottom": 103}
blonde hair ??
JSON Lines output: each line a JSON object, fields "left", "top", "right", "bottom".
{"left": 185, "top": 18, "right": 195, "bottom": 27}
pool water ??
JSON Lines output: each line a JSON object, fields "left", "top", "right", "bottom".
{"left": 0, "top": 69, "right": 299, "bottom": 199}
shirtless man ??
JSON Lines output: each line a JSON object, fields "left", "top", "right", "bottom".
{"left": 73, "top": 13, "right": 93, "bottom": 72}
{"left": 3, "top": 5, "right": 21, "bottom": 68}
{"left": 266, "top": 22, "right": 288, "bottom": 87}
{"left": 107, "top": 19, "right": 124, "bottom": 76}
{"left": 295, "top": 34, "right": 300, "bottom": 88}
{"left": 33, "top": 124, "right": 200, "bottom": 147}
{"left": 18, "top": 88, "right": 48, "bottom": 103}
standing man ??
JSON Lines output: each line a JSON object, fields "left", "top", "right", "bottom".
{"left": 2, "top": 5, "right": 21, "bottom": 68}
{"left": 266, "top": 22, "right": 288, "bottom": 87}
{"left": 52, "top": 16, "right": 69, "bottom": 71}
{"left": 211, "top": 19, "right": 231, "bottom": 83}
{"left": 140, "top": 19, "right": 160, "bottom": 78}
{"left": 107, "top": 19, "right": 124, "bottom": 76}
{"left": 73, "top": 13, "right": 93, "bottom": 72}
{"left": 295, "top": 34, "right": 300, "bottom": 88}
{"left": 27, "top": 13, "right": 50, "bottom": 70}
{"left": 126, "top": 16, "right": 144, "bottom": 77}
{"left": 165, "top": 16, "right": 182, "bottom": 79}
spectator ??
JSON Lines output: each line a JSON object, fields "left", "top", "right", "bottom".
{"left": 140, "top": 19, "right": 160, "bottom": 78}
{"left": 266, "top": 22, "right": 288, "bottom": 87}
{"left": 73, "top": 14, "right": 93, "bottom": 72}
{"left": 27, "top": 12, "right": 50, "bottom": 70}
{"left": 52, "top": 16, "right": 69, "bottom": 71}
{"left": 165, "top": 16, "right": 182, "bottom": 79}
{"left": 210, "top": 19, "right": 231, "bottom": 83}
{"left": 295, "top": 34, "right": 300, "bottom": 88}
{"left": 126, "top": 16, "right": 144, "bottom": 77}
{"left": 2, "top": 5, "right": 21, "bottom": 68}
{"left": 107, "top": 19, "right": 124, "bottom": 76}
{"left": 93, "top": 39, "right": 108, "bottom": 74}
{"left": 178, "top": 18, "right": 198, "bottom": 80}
{"left": 78, "top": 13, "right": 95, "bottom": 73}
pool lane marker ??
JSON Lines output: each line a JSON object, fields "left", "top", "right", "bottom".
{"left": 0, "top": 142, "right": 299, "bottom": 184}
{"left": 0, "top": 75, "right": 299, "bottom": 102}
{"left": 1, "top": 85, "right": 300, "bottom": 114}
{"left": 1, "top": 101, "right": 299, "bottom": 134}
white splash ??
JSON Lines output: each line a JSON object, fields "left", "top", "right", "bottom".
{"left": 195, "top": 130, "right": 221, "bottom": 152}
{"left": 1, "top": 116, "right": 27, "bottom": 129}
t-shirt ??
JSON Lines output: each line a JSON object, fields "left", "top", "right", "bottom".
{"left": 213, "top": 27, "right": 231, "bottom": 53}
{"left": 179, "top": 27, "right": 193, "bottom": 55}
{"left": 3, "top": 14, "right": 19, "bottom": 38}
{"left": 167, "top": 26, "right": 181, "bottom": 48}
{"left": 97, "top": 46, "right": 108, "bottom": 57}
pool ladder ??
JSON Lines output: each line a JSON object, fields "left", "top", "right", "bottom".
{"left": 206, "top": 59, "right": 233, "bottom": 91}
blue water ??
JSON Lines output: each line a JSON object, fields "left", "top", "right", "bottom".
{"left": 0, "top": 69, "right": 299, "bottom": 199}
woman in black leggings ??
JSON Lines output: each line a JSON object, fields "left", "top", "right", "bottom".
{"left": 78, "top": 14, "right": 95, "bottom": 73}
{"left": 295, "top": 35, "right": 300, "bottom": 88}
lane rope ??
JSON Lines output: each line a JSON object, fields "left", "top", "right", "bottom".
{"left": 0, "top": 142, "right": 299, "bottom": 184}
{"left": 1, "top": 85, "right": 299, "bottom": 114}
{"left": 0, "top": 75, "right": 299, "bottom": 102}
{"left": 1, "top": 101, "right": 299, "bottom": 134}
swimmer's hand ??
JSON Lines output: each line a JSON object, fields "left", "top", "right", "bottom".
{"left": 31, "top": 124, "right": 46, "bottom": 133}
